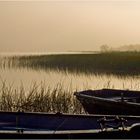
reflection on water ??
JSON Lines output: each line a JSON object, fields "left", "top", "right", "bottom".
{"left": 1, "top": 54, "right": 140, "bottom": 113}
{"left": 0, "top": 60, "right": 140, "bottom": 92}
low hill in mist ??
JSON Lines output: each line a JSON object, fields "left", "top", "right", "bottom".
{"left": 114, "top": 44, "right": 140, "bottom": 52}
{"left": 100, "top": 44, "right": 140, "bottom": 52}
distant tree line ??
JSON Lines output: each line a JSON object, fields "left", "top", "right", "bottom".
{"left": 100, "top": 44, "right": 140, "bottom": 52}
{"left": 100, "top": 45, "right": 111, "bottom": 52}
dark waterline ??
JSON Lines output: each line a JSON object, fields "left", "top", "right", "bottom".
{"left": 2, "top": 51, "right": 140, "bottom": 76}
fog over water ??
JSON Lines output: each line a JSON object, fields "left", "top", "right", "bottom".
{"left": 1, "top": 0, "right": 140, "bottom": 91}
{"left": 0, "top": 0, "right": 140, "bottom": 53}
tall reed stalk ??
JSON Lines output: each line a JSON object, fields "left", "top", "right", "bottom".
{"left": 0, "top": 81, "right": 84, "bottom": 114}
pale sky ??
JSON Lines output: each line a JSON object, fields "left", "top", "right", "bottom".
{"left": 0, "top": 0, "right": 140, "bottom": 53}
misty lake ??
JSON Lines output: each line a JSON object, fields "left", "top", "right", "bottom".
{"left": 1, "top": 52, "right": 140, "bottom": 113}
{"left": 1, "top": 53, "right": 140, "bottom": 93}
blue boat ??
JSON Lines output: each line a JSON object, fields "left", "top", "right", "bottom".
{"left": 0, "top": 111, "right": 139, "bottom": 138}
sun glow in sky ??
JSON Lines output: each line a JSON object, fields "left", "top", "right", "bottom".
{"left": 0, "top": 0, "right": 140, "bottom": 52}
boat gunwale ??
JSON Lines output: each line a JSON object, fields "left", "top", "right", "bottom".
{"left": 1, "top": 110, "right": 140, "bottom": 119}
{"left": 75, "top": 92, "right": 140, "bottom": 106}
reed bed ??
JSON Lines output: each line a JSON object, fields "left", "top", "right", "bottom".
{"left": 1, "top": 51, "right": 140, "bottom": 113}
{"left": 0, "top": 81, "right": 84, "bottom": 114}
{"left": 2, "top": 51, "right": 140, "bottom": 76}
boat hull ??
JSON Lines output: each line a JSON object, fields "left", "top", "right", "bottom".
{"left": 78, "top": 95, "right": 140, "bottom": 115}
{"left": 75, "top": 89, "right": 140, "bottom": 115}
{"left": 0, "top": 111, "right": 139, "bottom": 138}
{"left": 0, "top": 111, "right": 139, "bottom": 129}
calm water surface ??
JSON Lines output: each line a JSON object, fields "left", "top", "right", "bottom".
{"left": 0, "top": 54, "right": 140, "bottom": 93}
